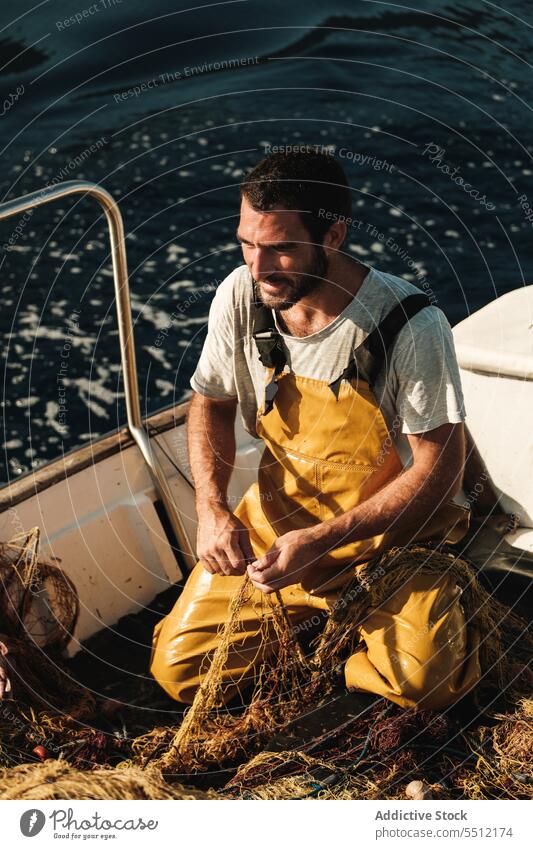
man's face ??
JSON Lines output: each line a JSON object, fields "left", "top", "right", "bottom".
{"left": 236, "top": 197, "right": 328, "bottom": 310}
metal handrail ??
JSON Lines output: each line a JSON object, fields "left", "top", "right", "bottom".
{"left": 0, "top": 180, "right": 196, "bottom": 569}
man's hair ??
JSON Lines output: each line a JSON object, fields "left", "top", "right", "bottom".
{"left": 240, "top": 150, "right": 352, "bottom": 245}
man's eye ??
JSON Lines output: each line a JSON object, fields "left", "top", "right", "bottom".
{"left": 238, "top": 242, "right": 294, "bottom": 252}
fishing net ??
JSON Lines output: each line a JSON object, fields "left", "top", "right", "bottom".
{"left": 457, "top": 697, "right": 533, "bottom": 799}
{"left": 0, "top": 528, "right": 95, "bottom": 769}
{"left": 220, "top": 700, "right": 455, "bottom": 799}
{"left": 0, "top": 759, "right": 219, "bottom": 800}
{"left": 219, "top": 697, "right": 533, "bottom": 800}
{"left": 134, "top": 544, "right": 532, "bottom": 776}
{"left": 0, "top": 527, "right": 78, "bottom": 650}
{"left": 133, "top": 578, "right": 325, "bottom": 775}
{"left": 0, "top": 529, "right": 531, "bottom": 800}
{"left": 483, "top": 697, "right": 533, "bottom": 779}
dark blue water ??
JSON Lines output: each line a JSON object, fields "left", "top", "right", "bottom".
{"left": 1, "top": 0, "right": 532, "bottom": 483}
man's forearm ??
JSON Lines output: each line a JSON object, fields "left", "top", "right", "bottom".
{"left": 187, "top": 392, "right": 237, "bottom": 512}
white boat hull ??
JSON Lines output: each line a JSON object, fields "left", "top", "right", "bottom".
{"left": 0, "top": 403, "right": 262, "bottom": 654}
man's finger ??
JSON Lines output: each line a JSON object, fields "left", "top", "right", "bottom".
{"left": 215, "top": 556, "right": 234, "bottom": 576}
{"left": 201, "top": 554, "right": 234, "bottom": 576}
{"left": 247, "top": 563, "right": 279, "bottom": 585}
{"left": 251, "top": 548, "right": 280, "bottom": 571}
{"left": 238, "top": 530, "right": 255, "bottom": 563}
{"left": 200, "top": 557, "right": 216, "bottom": 575}
{"left": 225, "top": 541, "right": 248, "bottom": 574}
{"left": 249, "top": 576, "right": 276, "bottom": 594}
{"left": 229, "top": 559, "right": 247, "bottom": 576}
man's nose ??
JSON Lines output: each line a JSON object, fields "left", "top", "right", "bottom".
{"left": 251, "top": 247, "right": 278, "bottom": 280}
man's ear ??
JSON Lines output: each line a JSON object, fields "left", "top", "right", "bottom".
{"left": 323, "top": 220, "right": 347, "bottom": 251}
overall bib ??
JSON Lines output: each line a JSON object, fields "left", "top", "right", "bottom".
{"left": 151, "top": 293, "right": 481, "bottom": 708}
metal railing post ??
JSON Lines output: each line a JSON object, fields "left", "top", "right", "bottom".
{"left": 0, "top": 180, "right": 196, "bottom": 569}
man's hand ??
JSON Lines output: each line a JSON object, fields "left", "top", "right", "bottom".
{"left": 196, "top": 506, "right": 255, "bottom": 576}
{"left": 247, "top": 529, "right": 325, "bottom": 593}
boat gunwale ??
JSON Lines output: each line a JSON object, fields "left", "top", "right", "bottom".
{"left": 0, "top": 399, "right": 190, "bottom": 513}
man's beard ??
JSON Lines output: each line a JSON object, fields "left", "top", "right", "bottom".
{"left": 254, "top": 246, "right": 329, "bottom": 311}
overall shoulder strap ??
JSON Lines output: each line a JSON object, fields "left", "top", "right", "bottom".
{"left": 251, "top": 280, "right": 288, "bottom": 414}
{"left": 329, "top": 292, "right": 434, "bottom": 398}
{"left": 251, "top": 280, "right": 287, "bottom": 372}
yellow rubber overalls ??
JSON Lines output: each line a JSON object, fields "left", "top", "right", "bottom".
{"left": 151, "top": 292, "right": 481, "bottom": 709}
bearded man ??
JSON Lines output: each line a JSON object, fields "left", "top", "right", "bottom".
{"left": 150, "top": 150, "right": 481, "bottom": 710}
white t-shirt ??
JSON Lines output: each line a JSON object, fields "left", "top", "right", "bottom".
{"left": 189, "top": 263, "right": 466, "bottom": 467}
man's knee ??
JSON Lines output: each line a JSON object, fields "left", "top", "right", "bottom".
{"left": 345, "top": 619, "right": 481, "bottom": 710}
{"left": 391, "top": 606, "right": 481, "bottom": 709}
{"left": 386, "top": 649, "right": 477, "bottom": 710}
{"left": 350, "top": 572, "right": 481, "bottom": 709}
